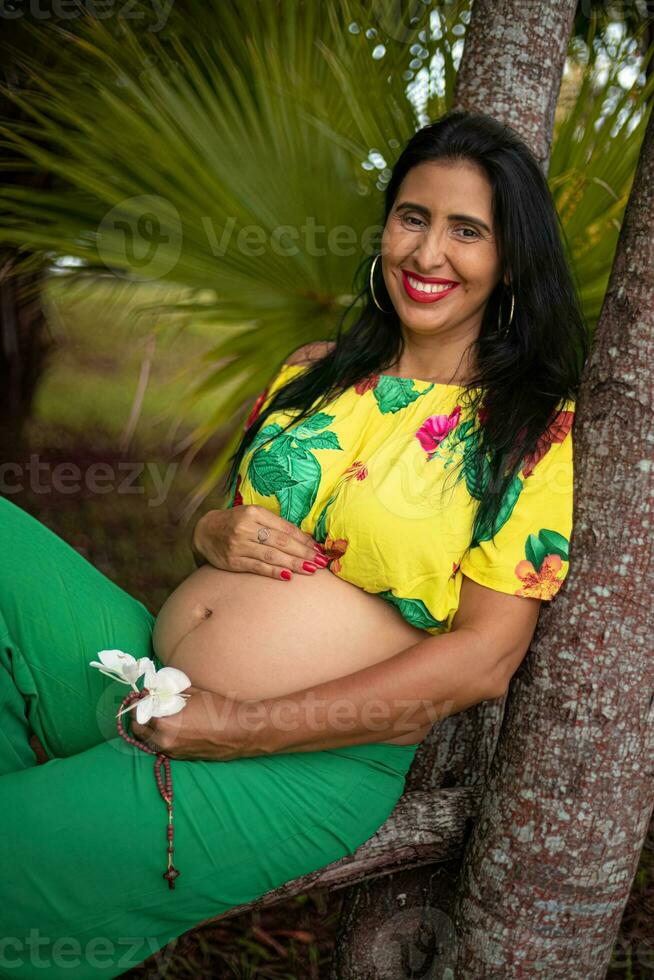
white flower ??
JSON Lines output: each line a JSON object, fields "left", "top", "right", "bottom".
{"left": 91, "top": 649, "right": 191, "bottom": 725}
{"left": 117, "top": 661, "right": 191, "bottom": 725}
{"left": 89, "top": 649, "right": 152, "bottom": 691}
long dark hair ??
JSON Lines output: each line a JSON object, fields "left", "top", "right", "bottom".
{"left": 224, "top": 109, "right": 589, "bottom": 554}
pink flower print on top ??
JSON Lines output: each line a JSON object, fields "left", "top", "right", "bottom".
{"left": 343, "top": 460, "right": 368, "bottom": 482}
{"left": 416, "top": 406, "right": 462, "bottom": 459}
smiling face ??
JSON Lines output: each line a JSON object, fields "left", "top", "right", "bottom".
{"left": 380, "top": 158, "right": 507, "bottom": 373}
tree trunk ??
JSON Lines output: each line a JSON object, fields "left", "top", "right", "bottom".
{"left": 451, "top": 89, "right": 654, "bottom": 977}
{"left": 326, "top": 700, "right": 503, "bottom": 979}
{"left": 0, "top": 45, "right": 57, "bottom": 460}
{"left": 454, "top": 0, "right": 577, "bottom": 171}
{"left": 0, "top": 251, "right": 53, "bottom": 460}
{"left": 329, "top": 3, "right": 578, "bottom": 977}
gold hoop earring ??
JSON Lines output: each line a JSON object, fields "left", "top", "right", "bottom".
{"left": 498, "top": 284, "right": 515, "bottom": 337}
{"left": 370, "top": 253, "right": 393, "bottom": 314}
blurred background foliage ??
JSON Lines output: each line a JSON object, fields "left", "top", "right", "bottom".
{"left": 0, "top": 0, "right": 652, "bottom": 522}
{"left": 0, "top": 3, "right": 653, "bottom": 976}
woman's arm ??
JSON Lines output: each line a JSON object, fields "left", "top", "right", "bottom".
{"left": 132, "top": 575, "right": 542, "bottom": 759}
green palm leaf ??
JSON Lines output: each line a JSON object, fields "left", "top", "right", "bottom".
{"left": 0, "top": 3, "right": 651, "bottom": 519}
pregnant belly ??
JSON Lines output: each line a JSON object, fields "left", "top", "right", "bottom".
{"left": 152, "top": 564, "right": 433, "bottom": 746}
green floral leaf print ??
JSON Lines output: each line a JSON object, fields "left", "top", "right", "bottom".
{"left": 372, "top": 376, "right": 436, "bottom": 415}
{"left": 250, "top": 422, "right": 284, "bottom": 454}
{"left": 526, "top": 529, "right": 569, "bottom": 571}
{"left": 463, "top": 446, "right": 491, "bottom": 500}
{"left": 247, "top": 411, "right": 343, "bottom": 526}
{"left": 277, "top": 452, "right": 322, "bottom": 524}
{"left": 377, "top": 590, "right": 447, "bottom": 631}
{"left": 538, "top": 529, "right": 569, "bottom": 560}
{"left": 454, "top": 420, "right": 493, "bottom": 492}
{"left": 424, "top": 418, "right": 476, "bottom": 487}
{"left": 450, "top": 418, "right": 475, "bottom": 447}
{"left": 313, "top": 494, "right": 337, "bottom": 544}
{"left": 313, "top": 506, "right": 328, "bottom": 543}
{"left": 425, "top": 416, "right": 466, "bottom": 465}
{"left": 274, "top": 422, "right": 343, "bottom": 462}
{"left": 295, "top": 432, "right": 342, "bottom": 452}
{"left": 525, "top": 533, "right": 548, "bottom": 573}
{"left": 434, "top": 417, "right": 481, "bottom": 482}
{"left": 248, "top": 451, "right": 300, "bottom": 497}
{"left": 267, "top": 435, "right": 298, "bottom": 457}
{"left": 289, "top": 412, "right": 335, "bottom": 435}
{"left": 282, "top": 413, "right": 343, "bottom": 453}
{"left": 472, "top": 474, "right": 523, "bottom": 545}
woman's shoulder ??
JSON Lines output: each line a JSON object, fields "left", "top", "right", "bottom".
{"left": 253, "top": 342, "right": 336, "bottom": 418}
{"left": 283, "top": 340, "right": 336, "bottom": 367}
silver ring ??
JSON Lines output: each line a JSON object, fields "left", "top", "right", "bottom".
{"left": 257, "top": 527, "right": 270, "bottom": 543}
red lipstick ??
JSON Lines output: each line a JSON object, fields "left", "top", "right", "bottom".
{"left": 401, "top": 269, "right": 460, "bottom": 304}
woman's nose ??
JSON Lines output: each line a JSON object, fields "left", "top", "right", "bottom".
{"left": 412, "top": 228, "right": 450, "bottom": 272}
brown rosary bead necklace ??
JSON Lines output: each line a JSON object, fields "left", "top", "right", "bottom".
{"left": 116, "top": 688, "right": 181, "bottom": 889}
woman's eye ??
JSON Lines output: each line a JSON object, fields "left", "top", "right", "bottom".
{"left": 402, "top": 214, "right": 426, "bottom": 228}
{"left": 458, "top": 227, "right": 480, "bottom": 239}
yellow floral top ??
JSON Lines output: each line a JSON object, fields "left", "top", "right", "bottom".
{"left": 228, "top": 361, "right": 576, "bottom": 635}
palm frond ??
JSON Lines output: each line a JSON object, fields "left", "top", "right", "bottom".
{"left": 0, "top": 2, "right": 651, "bottom": 519}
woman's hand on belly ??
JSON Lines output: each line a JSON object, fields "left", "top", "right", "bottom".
{"left": 192, "top": 505, "right": 326, "bottom": 580}
{"left": 130, "top": 685, "right": 264, "bottom": 761}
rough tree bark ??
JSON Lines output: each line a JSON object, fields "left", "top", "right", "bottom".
{"left": 452, "top": 94, "right": 654, "bottom": 976}
{"left": 329, "top": 2, "right": 578, "bottom": 977}
{"left": 454, "top": 0, "right": 578, "bottom": 171}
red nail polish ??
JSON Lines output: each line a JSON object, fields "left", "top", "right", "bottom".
{"left": 302, "top": 561, "right": 318, "bottom": 572}
{"left": 312, "top": 555, "right": 329, "bottom": 567}
{"left": 281, "top": 569, "right": 292, "bottom": 580}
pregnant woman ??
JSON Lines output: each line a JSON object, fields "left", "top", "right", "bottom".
{"left": 0, "top": 110, "right": 586, "bottom": 978}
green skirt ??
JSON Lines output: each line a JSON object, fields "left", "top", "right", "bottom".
{"left": 0, "top": 495, "right": 419, "bottom": 978}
